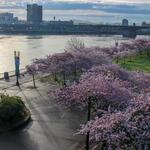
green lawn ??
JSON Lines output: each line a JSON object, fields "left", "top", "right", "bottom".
{"left": 115, "top": 54, "right": 150, "bottom": 73}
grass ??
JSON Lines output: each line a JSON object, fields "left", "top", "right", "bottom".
{"left": 40, "top": 74, "right": 65, "bottom": 85}
{"left": 115, "top": 54, "right": 150, "bottom": 73}
{"left": 40, "top": 70, "right": 82, "bottom": 85}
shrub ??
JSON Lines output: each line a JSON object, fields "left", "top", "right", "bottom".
{"left": 0, "top": 94, "right": 28, "bottom": 127}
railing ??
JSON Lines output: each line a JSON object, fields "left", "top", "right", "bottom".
{"left": 0, "top": 69, "right": 49, "bottom": 91}
{"left": 0, "top": 68, "right": 26, "bottom": 79}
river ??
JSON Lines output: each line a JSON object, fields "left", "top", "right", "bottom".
{"left": 0, "top": 34, "right": 149, "bottom": 73}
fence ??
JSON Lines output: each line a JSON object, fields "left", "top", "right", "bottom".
{"left": 0, "top": 68, "right": 26, "bottom": 79}
{"left": 0, "top": 69, "right": 49, "bottom": 91}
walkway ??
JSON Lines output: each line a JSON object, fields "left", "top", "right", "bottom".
{"left": 0, "top": 77, "right": 85, "bottom": 150}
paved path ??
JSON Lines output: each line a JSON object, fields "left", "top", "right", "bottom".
{"left": 0, "top": 79, "right": 86, "bottom": 150}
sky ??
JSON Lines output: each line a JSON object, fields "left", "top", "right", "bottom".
{"left": 0, "top": 0, "right": 150, "bottom": 6}
{"left": 0, "top": 0, "right": 149, "bottom": 24}
{"left": 0, "top": 0, "right": 150, "bottom": 12}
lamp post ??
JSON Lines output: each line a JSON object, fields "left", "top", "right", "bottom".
{"left": 14, "top": 51, "right": 20, "bottom": 86}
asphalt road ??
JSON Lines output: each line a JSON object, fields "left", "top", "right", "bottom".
{"left": 0, "top": 79, "right": 86, "bottom": 150}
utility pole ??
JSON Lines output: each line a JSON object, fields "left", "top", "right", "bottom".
{"left": 14, "top": 51, "right": 20, "bottom": 86}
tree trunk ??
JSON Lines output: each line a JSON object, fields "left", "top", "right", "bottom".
{"left": 86, "top": 97, "right": 92, "bottom": 150}
{"left": 63, "top": 71, "right": 66, "bottom": 87}
{"left": 74, "top": 63, "right": 77, "bottom": 82}
{"left": 32, "top": 74, "right": 36, "bottom": 88}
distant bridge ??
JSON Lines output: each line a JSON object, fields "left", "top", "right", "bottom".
{"left": 0, "top": 24, "right": 150, "bottom": 38}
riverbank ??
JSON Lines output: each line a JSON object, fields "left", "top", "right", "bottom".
{"left": 0, "top": 34, "right": 135, "bottom": 73}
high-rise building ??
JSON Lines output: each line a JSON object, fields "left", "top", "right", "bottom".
{"left": 27, "top": 4, "right": 43, "bottom": 24}
{"left": 122, "top": 19, "right": 129, "bottom": 26}
{"left": 0, "top": 13, "right": 14, "bottom": 24}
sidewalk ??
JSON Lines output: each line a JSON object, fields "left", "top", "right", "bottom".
{"left": 0, "top": 77, "right": 86, "bottom": 150}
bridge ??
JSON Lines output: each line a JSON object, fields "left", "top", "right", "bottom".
{"left": 0, "top": 24, "right": 150, "bottom": 38}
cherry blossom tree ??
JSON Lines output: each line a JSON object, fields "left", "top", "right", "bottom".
{"left": 26, "top": 38, "right": 150, "bottom": 150}
{"left": 28, "top": 38, "right": 150, "bottom": 85}
{"left": 26, "top": 64, "right": 38, "bottom": 88}
{"left": 53, "top": 73, "right": 133, "bottom": 112}
{"left": 83, "top": 64, "right": 150, "bottom": 93}
{"left": 30, "top": 48, "right": 110, "bottom": 85}
{"left": 52, "top": 64, "right": 149, "bottom": 149}
{"left": 79, "top": 94, "right": 150, "bottom": 150}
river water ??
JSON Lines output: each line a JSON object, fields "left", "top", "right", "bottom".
{"left": 0, "top": 34, "right": 149, "bottom": 73}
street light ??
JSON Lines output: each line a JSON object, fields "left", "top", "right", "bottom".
{"left": 14, "top": 51, "right": 20, "bottom": 86}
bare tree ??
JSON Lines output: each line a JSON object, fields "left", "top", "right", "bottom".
{"left": 66, "top": 37, "right": 85, "bottom": 51}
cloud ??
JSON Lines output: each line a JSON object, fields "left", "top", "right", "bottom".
{"left": 0, "top": 0, "right": 150, "bottom": 15}
{"left": 1, "top": 0, "right": 150, "bottom": 5}
{"left": 95, "top": 0, "right": 150, "bottom": 4}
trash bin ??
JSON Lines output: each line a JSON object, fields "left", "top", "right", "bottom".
{"left": 4, "top": 72, "right": 9, "bottom": 80}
